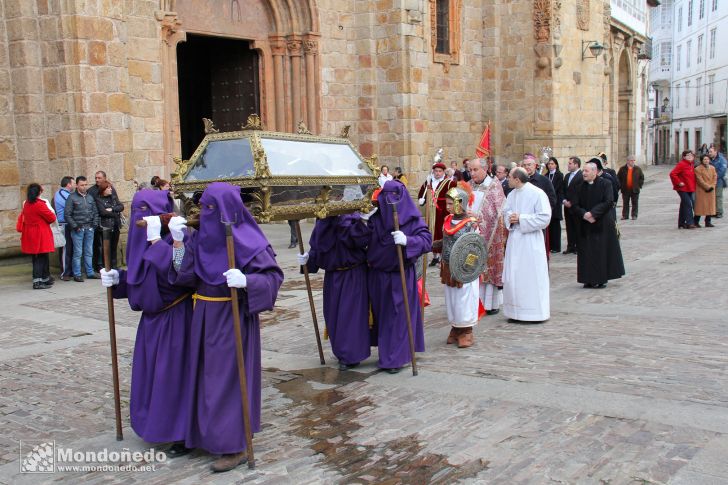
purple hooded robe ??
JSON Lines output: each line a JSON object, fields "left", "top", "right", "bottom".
{"left": 171, "top": 182, "right": 283, "bottom": 454}
{"left": 367, "top": 181, "right": 432, "bottom": 369}
{"left": 112, "top": 189, "right": 194, "bottom": 443}
{"left": 306, "top": 213, "right": 371, "bottom": 365}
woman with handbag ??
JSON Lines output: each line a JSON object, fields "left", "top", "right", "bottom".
{"left": 17, "top": 183, "right": 57, "bottom": 289}
{"left": 95, "top": 180, "right": 124, "bottom": 268}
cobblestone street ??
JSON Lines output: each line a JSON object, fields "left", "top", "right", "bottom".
{"left": 1, "top": 166, "right": 727, "bottom": 484}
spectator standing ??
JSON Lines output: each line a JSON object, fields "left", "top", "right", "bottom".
{"left": 461, "top": 159, "right": 472, "bottom": 182}
{"left": 17, "top": 183, "right": 56, "bottom": 289}
{"left": 95, "top": 180, "right": 124, "bottom": 268}
{"left": 378, "top": 165, "right": 393, "bottom": 187}
{"left": 545, "top": 157, "right": 564, "bottom": 253}
{"left": 393, "top": 167, "right": 408, "bottom": 186}
{"left": 616, "top": 155, "right": 645, "bottom": 220}
{"left": 562, "top": 157, "right": 583, "bottom": 254}
{"left": 708, "top": 145, "right": 727, "bottom": 218}
{"left": 88, "top": 171, "right": 117, "bottom": 272}
{"left": 450, "top": 161, "right": 463, "bottom": 181}
{"left": 694, "top": 154, "right": 717, "bottom": 227}
{"left": 65, "top": 176, "right": 100, "bottom": 281}
{"left": 669, "top": 150, "right": 698, "bottom": 229}
{"left": 495, "top": 164, "right": 512, "bottom": 197}
{"left": 54, "top": 176, "right": 75, "bottom": 280}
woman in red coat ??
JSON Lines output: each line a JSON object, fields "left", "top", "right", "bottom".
{"left": 669, "top": 150, "right": 698, "bottom": 229}
{"left": 16, "top": 183, "right": 57, "bottom": 289}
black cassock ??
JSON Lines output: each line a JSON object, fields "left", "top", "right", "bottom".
{"left": 571, "top": 177, "right": 625, "bottom": 285}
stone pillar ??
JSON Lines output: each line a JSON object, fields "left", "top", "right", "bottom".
{"left": 303, "top": 37, "right": 319, "bottom": 133}
{"left": 270, "top": 36, "right": 286, "bottom": 132}
{"left": 158, "top": 11, "right": 186, "bottom": 162}
{"left": 287, "top": 36, "right": 303, "bottom": 130}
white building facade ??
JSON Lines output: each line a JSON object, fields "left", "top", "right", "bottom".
{"left": 649, "top": 0, "right": 728, "bottom": 163}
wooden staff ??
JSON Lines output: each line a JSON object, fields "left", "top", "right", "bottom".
{"left": 102, "top": 228, "right": 123, "bottom": 441}
{"left": 388, "top": 201, "right": 418, "bottom": 376}
{"left": 420, "top": 188, "right": 431, "bottom": 322}
{"left": 294, "top": 220, "right": 326, "bottom": 365}
{"left": 223, "top": 222, "right": 255, "bottom": 469}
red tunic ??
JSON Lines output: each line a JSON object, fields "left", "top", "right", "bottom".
{"left": 418, "top": 178, "right": 457, "bottom": 253}
{"left": 17, "top": 199, "right": 56, "bottom": 254}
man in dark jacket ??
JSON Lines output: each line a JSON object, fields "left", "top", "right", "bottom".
{"left": 562, "top": 157, "right": 583, "bottom": 254}
{"left": 523, "top": 154, "right": 557, "bottom": 255}
{"left": 64, "top": 176, "right": 99, "bottom": 282}
{"left": 616, "top": 155, "right": 645, "bottom": 220}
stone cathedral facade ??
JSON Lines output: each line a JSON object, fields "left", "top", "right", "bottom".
{"left": 0, "top": 0, "right": 650, "bottom": 255}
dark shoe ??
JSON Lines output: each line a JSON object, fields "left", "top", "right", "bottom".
{"left": 46, "top": 276, "right": 55, "bottom": 284}
{"left": 446, "top": 327, "right": 459, "bottom": 344}
{"left": 73, "top": 276, "right": 84, "bottom": 282}
{"left": 457, "top": 327, "right": 474, "bottom": 348}
{"left": 583, "top": 283, "right": 593, "bottom": 288}
{"left": 60, "top": 275, "right": 71, "bottom": 282}
{"left": 33, "top": 282, "right": 51, "bottom": 290}
{"left": 694, "top": 223, "right": 702, "bottom": 228}
{"left": 384, "top": 367, "right": 402, "bottom": 374}
{"left": 428, "top": 257, "right": 440, "bottom": 267}
{"left": 338, "top": 362, "right": 360, "bottom": 371}
{"left": 486, "top": 308, "right": 500, "bottom": 315}
{"left": 86, "top": 273, "right": 99, "bottom": 279}
{"left": 706, "top": 222, "right": 715, "bottom": 227}
{"left": 550, "top": 249, "right": 560, "bottom": 253}
{"left": 507, "top": 318, "right": 522, "bottom": 323}
{"left": 166, "top": 443, "right": 192, "bottom": 458}
{"left": 685, "top": 224, "right": 698, "bottom": 229}
{"left": 562, "top": 249, "right": 575, "bottom": 254}
{"left": 594, "top": 283, "right": 607, "bottom": 289}
{"left": 210, "top": 452, "right": 247, "bottom": 473}
{"left": 288, "top": 243, "right": 297, "bottom": 249}
{"left": 715, "top": 214, "right": 723, "bottom": 218}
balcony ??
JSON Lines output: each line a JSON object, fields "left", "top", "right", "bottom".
{"left": 638, "top": 37, "right": 653, "bottom": 60}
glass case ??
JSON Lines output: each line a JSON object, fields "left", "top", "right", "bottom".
{"left": 171, "top": 121, "right": 379, "bottom": 223}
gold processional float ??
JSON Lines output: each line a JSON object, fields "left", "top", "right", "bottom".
{"left": 168, "top": 114, "right": 381, "bottom": 368}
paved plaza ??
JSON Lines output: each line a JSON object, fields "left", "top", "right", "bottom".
{"left": 1, "top": 166, "right": 727, "bottom": 484}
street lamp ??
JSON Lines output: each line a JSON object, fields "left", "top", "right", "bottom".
{"left": 582, "top": 40, "right": 605, "bottom": 60}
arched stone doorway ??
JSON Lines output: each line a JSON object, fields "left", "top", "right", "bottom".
{"left": 157, "top": 0, "right": 320, "bottom": 161}
{"left": 616, "top": 49, "right": 633, "bottom": 162}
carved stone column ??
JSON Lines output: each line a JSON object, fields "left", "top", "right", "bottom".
{"left": 156, "top": 10, "right": 186, "bottom": 163}
{"left": 303, "top": 37, "right": 318, "bottom": 133}
{"left": 270, "top": 36, "right": 287, "bottom": 131}
{"left": 287, "top": 36, "right": 303, "bottom": 132}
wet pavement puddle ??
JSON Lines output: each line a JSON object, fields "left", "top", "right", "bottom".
{"left": 266, "top": 366, "right": 490, "bottom": 484}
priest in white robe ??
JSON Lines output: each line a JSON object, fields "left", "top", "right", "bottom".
{"left": 502, "top": 167, "right": 552, "bottom": 323}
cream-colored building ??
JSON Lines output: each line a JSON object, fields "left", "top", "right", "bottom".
{"left": 0, "top": 0, "right": 652, "bottom": 256}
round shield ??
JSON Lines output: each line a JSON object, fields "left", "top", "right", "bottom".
{"left": 449, "top": 232, "right": 487, "bottom": 284}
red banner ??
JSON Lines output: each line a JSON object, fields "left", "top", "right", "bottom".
{"left": 475, "top": 121, "right": 491, "bottom": 158}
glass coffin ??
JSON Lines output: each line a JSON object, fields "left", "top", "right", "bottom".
{"left": 172, "top": 125, "right": 379, "bottom": 223}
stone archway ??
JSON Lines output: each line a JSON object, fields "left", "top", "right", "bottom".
{"left": 157, "top": 0, "right": 320, "bottom": 161}
{"left": 616, "top": 49, "right": 633, "bottom": 162}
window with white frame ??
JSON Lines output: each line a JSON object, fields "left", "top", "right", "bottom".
{"left": 678, "top": 6, "right": 683, "bottom": 31}
{"left": 661, "top": 0, "right": 673, "bottom": 25}
{"left": 676, "top": 83, "right": 681, "bottom": 109}
{"left": 708, "top": 74, "right": 715, "bottom": 104}
{"left": 709, "top": 28, "right": 716, "bottom": 59}
{"left": 697, "top": 34, "right": 703, "bottom": 64}
{"left": 685, "top": 80, "right": 691, "bottom": 107}
{"left": 700, "top": 0, "right": 705, "bottom": 18}
{"left": 677, "top": 44, "right": 682, "bottom": 70}
{"left": 688, "top": 0, "right": 694, "bottom": 25}
{"left": 661, "top": 42, "right": 672, "bottom": 66}
{"left": 686, "top": 40, "right": 692, "bottom": 68}
{"left": 696, "top": 77, "right": 702, "bottom": 105}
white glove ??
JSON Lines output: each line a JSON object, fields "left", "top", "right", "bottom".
{"left": 168, "top": 216, "right": 187, "bottom": 242}
{"left": 223, "top": 268, "right": 247, "bottom": 288}
{"left": 359, "top": 207, "right": 378, "bottom": 221}
{"left": 100, "top": 268, "right": 119, "bottom": 287}
{"left": 297, "top": 252, "right": 309, "bottom": 265}
{"left": 418, "top": 197, "right": 426, "bottom": 206}
{"left": 392, "top": 230, "right": 407, "bottom": 246}
{"left": 144, "top": 216, "right": 161, "bottom": 242}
